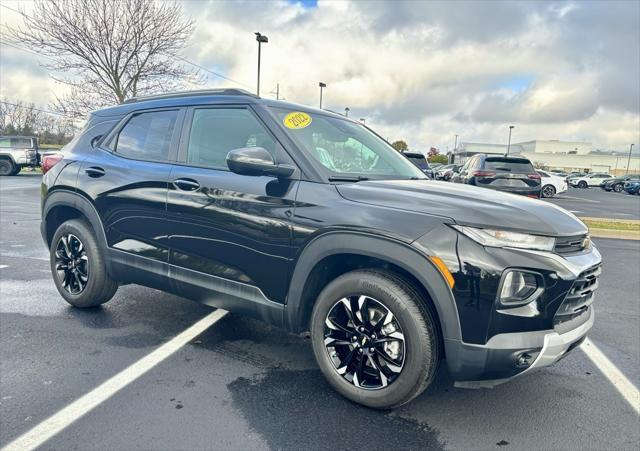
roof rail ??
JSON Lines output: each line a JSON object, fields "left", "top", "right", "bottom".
{"left": 123, "top": 88, "right": 258, "bottom": 104}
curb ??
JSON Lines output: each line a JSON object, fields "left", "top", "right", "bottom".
{"left": 589, "top": 228, "right": 640, "bottom": 241}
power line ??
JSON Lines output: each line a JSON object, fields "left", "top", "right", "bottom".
{"left": 173, "top": 55, "right": 253, "bottom": 90}
{"left": 0, "top": 100, "right": 73, "bottom": 118}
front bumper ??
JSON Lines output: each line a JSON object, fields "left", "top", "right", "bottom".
{"left": 454, "top": 307, "right": 593, "bottom": 388}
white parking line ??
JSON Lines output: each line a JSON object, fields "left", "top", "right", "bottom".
{"left": 1, "top": 308, "right": 228, "bottom": 451}
{"left": 582, "top": 338, "right": 640, "bottom": 415}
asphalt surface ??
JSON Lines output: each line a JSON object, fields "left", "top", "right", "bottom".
{"left": 1, "top": 173, "right": 639, "bottom": 450}
{"left": 544, "top": 186, "right": 640, "bottom": 220}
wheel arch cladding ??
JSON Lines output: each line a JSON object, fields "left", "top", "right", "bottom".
{"left": 285, "top": 232, "right": 462, "bottom": 344}
{"left": 42, "top": 190, "right": 108, "bottom": 252}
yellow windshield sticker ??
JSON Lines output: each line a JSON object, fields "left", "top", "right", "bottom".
{"left": 283, "top": 112, "right": 312, "bottom": 129}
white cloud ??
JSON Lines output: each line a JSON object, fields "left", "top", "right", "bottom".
{"left": 1, "top": 0, "right": 638, "bottom": 151}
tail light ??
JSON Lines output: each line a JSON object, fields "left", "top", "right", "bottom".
{"left": 42, "top": 154, "right": 64, "bottom": 174}
{"left": 472, "top": 170, "right": 496, "bottom": 177}
{"left": 527, "top": 173, "right": 541, "bottom": 180}
{"left": 527, "top": 194, "right": 540, "bottom": 199}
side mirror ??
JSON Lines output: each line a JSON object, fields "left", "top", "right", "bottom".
{"left": 91, "top": 135, "right": 103, "bottom": 148}
{"left": 226, "top": 147, "right": 295, "bottom": 178}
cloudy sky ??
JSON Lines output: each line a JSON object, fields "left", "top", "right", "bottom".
{"left": 1, "top": 0, "right": 639, "bottom": 152}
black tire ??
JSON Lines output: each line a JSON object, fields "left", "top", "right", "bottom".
{"left": 613, "top": 183, "right": 623, "bottom": 193}
{"left": 50, "top": 218, "right": 118, "bottom": 308}
{"left": 10, "top": 165, "right": 21, "bottom": 176}
{"left": 578, "top": 181, "right": 588, "bottom": 189}
{"left": 310, "top": 269, "right": 440, "bottom": 409}
{"left": 542, "top": 184, "right": 556, "bottom": 198}
{"left": 0, "top": 158, "right": 15, "bottom": 176}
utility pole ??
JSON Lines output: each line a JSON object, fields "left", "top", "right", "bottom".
{"left": 275, "top": 83, "right": 279, "bottom": 100}
{"left": 626, "top": 143, "right": 635, "bottom": 174}
{"left": 255, "top": 32, "right": 269, "bottom": 96}
{"left": 319, "top": 82, "right": 326, "bottom": 109}
{"left": 507, "top": 125, "right": 515, "bottom": 156}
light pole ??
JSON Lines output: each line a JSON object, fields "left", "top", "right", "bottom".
{"left": 454, "top": 134, "right": 459, "bottom": 151}
{"left": 360, "top": 118, "right": 366, "bottom": 125}
{"left": 344, "top": 107, "right": 350, "bottom": 117}
{"left": 319, "top": 82, "right": 326, "bottom": 109}
{"left": 506, "top": 125, "right": 515, "bottom": 156}
{"left": 626, "top": 143, "right": 635, "bottom": 174}
{"left": 255, "top": 32, "right": 268, "bottom": 96}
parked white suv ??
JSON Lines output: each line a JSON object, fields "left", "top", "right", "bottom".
{"left": 569, "top": 172, "right": 610, "bottom": 189}
{"left": 0, "top": 136, "right": 40, "bottom": 176}
{"left": 537, "top": 170, "right": 568, "bottom": 198}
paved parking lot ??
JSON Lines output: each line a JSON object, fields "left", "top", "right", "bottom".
{"left": 544, "top": 186, "right": 640, "bottom": 220}
{"left": 1, "top": 173, "right": 639, "bottom": 450}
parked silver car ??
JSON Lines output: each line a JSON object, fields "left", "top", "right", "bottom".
{"left": 0, "top": 136, "right": 40, "bottom": 176}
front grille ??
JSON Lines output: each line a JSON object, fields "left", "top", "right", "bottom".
{"left": 554, "top": 235, "right": 589, "bottom": 254}
{"left": 554, "top": 264, "right": 601, "bottom": 328}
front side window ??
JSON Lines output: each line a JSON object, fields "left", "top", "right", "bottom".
{"left": 272, "top": 108, "right": 425, "bottom": 180}
{"left": 114, "top": 110, "right": 178, "bottom": 161}
{"left": 187, "top": 108, "right": 277, "bottom": 170}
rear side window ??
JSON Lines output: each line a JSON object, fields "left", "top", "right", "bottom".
{"left": 186, "top": 108, "right": 277, "bottom": 170}
{"left": 113, "top": 110, "right": 178, "bottom": 161}
{"left": 0, "top": 137, "right": 33, "bottom": 148}
{"left": 484, "top": 158, "right": 534, "bottom": 173}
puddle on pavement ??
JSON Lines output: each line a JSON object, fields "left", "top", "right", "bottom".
{"left": 227, "top": 368, "right": 444, "bottom": 450}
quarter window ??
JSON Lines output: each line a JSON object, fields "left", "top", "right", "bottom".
{"left": 113, "top": 110, "right": 178, "bottom": 161}
{"left": 187, "top": 108, "right": 277, "bottom": 170}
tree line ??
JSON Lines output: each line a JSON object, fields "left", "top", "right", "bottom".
{"left": 0, "top": 100, "right": 76, "bottom": 145}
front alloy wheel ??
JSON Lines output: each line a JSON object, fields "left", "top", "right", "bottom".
{"left": 324, "top": 295, "right": 405, "bottom": 389}
{"left": 613, "top": 183, "right": 623, "bottom": 192}
{"left": 55, "top": 233, "right": 89, "bottom": 294}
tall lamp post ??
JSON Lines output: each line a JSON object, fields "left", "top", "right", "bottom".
{"left": 319, "top": 82, "right": 327, "bottom": 109}
{"left": 360, "top": 118, "right": 366, "bottom": 125}
{"left": 344, "top": 107, "right": 350, "bottom": 117}
{"left": 255, "top": 32, "right": 268, "bottom": 96}
{"left": 506, "top": 125, "right": 515, "bottom": 156}
{"left": 626, "top": 143, "right": 635, "bottom": 174}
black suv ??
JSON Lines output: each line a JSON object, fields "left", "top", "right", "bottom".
{"left": 601, "top": 174, "right": 640, "bottom": 192}
{"left": 452, "top": 154, "right": 542, "bottom": 198}
{"left": 41, "top": 89, "right": 601, "bottom": 409}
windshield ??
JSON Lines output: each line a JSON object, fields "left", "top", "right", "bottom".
{"left": 273, "top": 108, "right": 426, "bottom": 180}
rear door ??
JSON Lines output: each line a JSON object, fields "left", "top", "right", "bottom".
{"left": 166, "top": 105, "right": 298, "bottom": 313}
{"left": 81, "top": 108, "right": 184, "bottom": 276}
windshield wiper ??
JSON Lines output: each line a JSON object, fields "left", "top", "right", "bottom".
{"left": 328, "top": 175, "right": 370, "bottom": 182}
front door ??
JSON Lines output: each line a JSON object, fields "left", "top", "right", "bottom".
{"left": 166, "top": 106, "right": 298, "bottom": 319}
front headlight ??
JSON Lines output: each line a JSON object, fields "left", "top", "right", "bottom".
{"left": 452, "top": 225, "right": 556, "bottom": 251}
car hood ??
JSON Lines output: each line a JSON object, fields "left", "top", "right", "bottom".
{"left": 336, "top": 179, "right": 588, "bottom": 237}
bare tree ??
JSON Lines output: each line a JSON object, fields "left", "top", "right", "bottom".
{"left": 7, "top": 0, "right": 200, "bottom": 118}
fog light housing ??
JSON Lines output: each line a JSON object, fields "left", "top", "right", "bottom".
{"left": 498, "top": 270, "right": 543, "bottom": 306}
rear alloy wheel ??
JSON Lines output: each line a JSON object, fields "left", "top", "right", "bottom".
{"left": 55, "top": 233, "right": 89, "bottom": 295}
{"left": 50, "top": 219, "right": 118, "bottom": 307}
{"left": 578, "top": 181, "right": 588, "bottom": 189}
{"left": 0, "top": 158, "right": 15, "bottom": 176}
{"left": 542, "top": 184, "right": 556, "bottom": 198}
{"left": 613, "top": 183, "right": 623, "bottom": 193}
{"left": 311, "top": 269, "right": 440, "bottom": 409}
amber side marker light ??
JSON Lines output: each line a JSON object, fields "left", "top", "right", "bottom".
{"left": 429, "top": 256, "right": 455, "bottom": 288}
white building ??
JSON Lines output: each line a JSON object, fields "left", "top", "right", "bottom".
{"left": 452, "top": 140, "right": 639, "bottom": 175}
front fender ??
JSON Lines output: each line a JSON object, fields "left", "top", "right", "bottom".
{"left": 284, "top": 231, "right": 462, "bottom": 345}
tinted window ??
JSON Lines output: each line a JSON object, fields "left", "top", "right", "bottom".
{"left": 483, "top": 157, "right": 534, "bottom": 173}
{"left": 406, "top": 155, "right": 429, "bottom": 170}
{"left": 0, "top": 137, "right": 33, "bottom": 148}
{"left": 187, "top": 108, "right": 276, "bottom": 170}
{"left": 114, "top": 110, "right": 178, "bottom": 161}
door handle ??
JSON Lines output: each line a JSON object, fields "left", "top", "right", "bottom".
{"left": 85, "top": 166, "right": 105, "bottom": 178}
{"left": 173, "top": 178, "right": 200, "bottom": 191}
